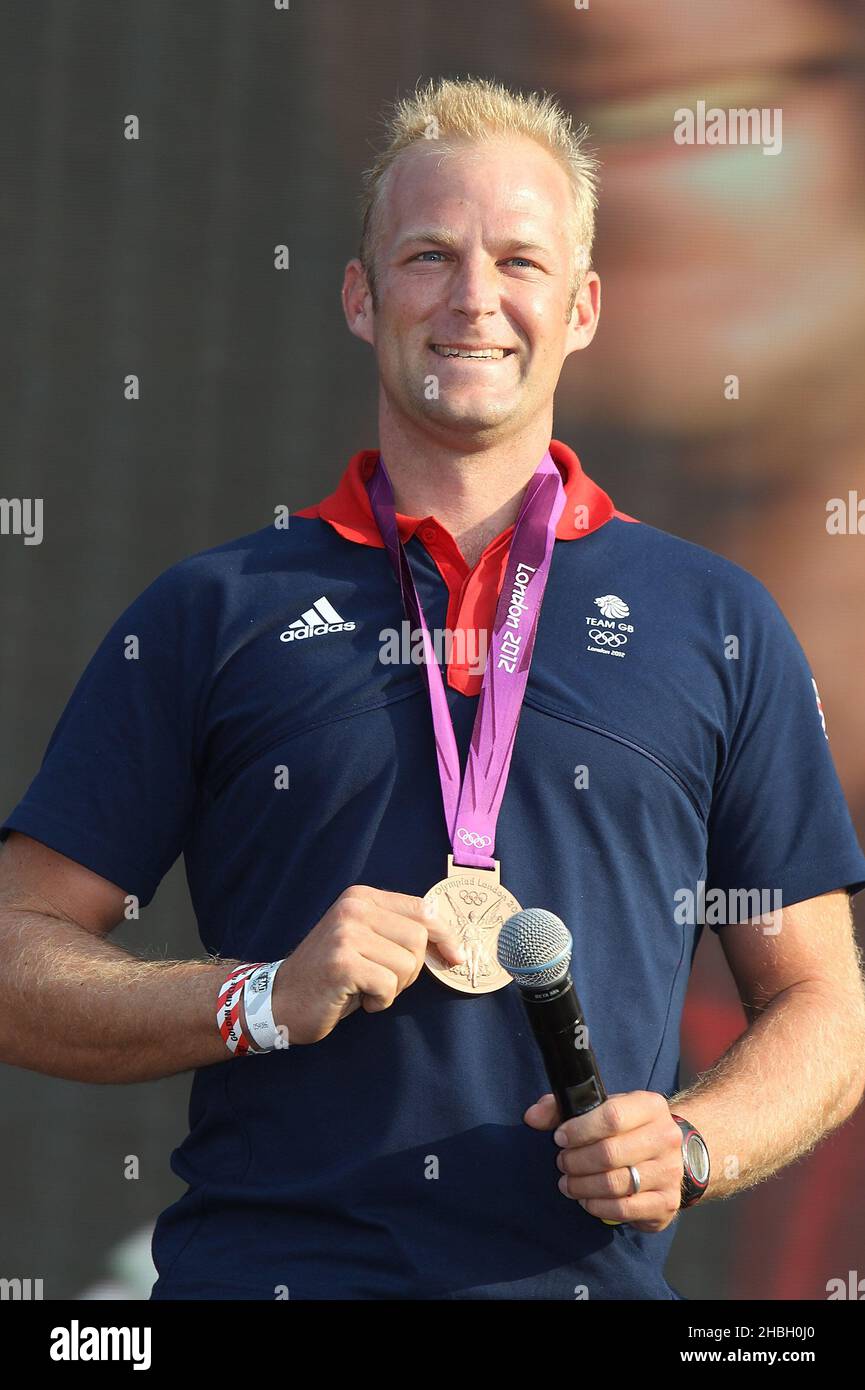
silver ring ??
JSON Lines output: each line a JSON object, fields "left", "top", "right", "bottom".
{"left": 628, "top": 1164, "right": 641, "bottom": 1195}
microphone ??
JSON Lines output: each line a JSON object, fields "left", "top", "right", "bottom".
{"left": 496, "top": 908, "right": 608, "bottom": 1120}
{"left": 497, "top": 908, "right": 624, "bottom": 1227}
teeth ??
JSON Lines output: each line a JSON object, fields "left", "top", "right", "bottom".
{"left": 432, "top": 345, "right": 508, "bottom": 359}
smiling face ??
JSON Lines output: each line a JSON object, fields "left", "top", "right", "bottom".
{"left": 343, "top": 134, "right": 600, "bottom": 446}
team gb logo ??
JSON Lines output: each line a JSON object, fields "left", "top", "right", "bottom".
{"left": 594, "top": 595, "right": 630, "bottom": 620}
{"left": 585, "top": 593, "right": 634, "bottom": 659}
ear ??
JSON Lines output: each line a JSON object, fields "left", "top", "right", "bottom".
{"left": 342, "top": 259, "right": 375, "bottom": 348}
{"left": 564, "top": 269, "right": 601, "bottom": 360}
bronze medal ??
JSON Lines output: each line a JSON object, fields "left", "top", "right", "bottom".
{"left": 424, "top": 856, "right": 521, "bottom": 994}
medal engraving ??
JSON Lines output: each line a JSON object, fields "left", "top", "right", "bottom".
{"left": 424, "top": 857, "right": 521, "bottom": 994}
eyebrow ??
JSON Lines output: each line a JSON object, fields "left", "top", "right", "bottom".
{"left": 395, "top": 229, "right": 554, "bottom": 257}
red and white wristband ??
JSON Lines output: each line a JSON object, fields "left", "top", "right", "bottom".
{"left": 242, "top": 960, "right": 286, "bottom": 1052}
{"left": 216, "top": 960, "right": 286, "bottom": 1056}
{"left": 216, "top": 963, "right": 262, "bottom": 1056}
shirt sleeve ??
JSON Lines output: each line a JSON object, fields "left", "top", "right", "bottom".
{"left": 703, "top": 577, "right": 865, "bottom": 929}
{"left": 0, "top": 562, "right": 204, "bottom": 910}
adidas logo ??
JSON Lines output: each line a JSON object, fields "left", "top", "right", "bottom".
{"left": 279, "top": 596, "right": 356, "bottom": 642}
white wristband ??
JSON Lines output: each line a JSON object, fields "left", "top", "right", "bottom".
{"left": 242, "top": 959, "right": 286, "bottom": 1053}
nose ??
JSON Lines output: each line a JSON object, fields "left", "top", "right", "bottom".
{"left": 447, "top": 249, "right": 500, "bottom": 320}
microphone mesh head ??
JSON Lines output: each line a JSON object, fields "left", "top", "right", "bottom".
{"left": 496, "top": 909, "right": 572, "bottom": 987}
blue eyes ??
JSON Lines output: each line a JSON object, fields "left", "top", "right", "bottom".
{"left": 412, "top": 251, "right": 536, "bottom": 268}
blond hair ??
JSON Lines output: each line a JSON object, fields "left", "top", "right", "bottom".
{"left": 357, "top": 75, "right": 600, "bottom": 318}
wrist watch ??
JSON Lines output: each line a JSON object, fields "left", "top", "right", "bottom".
{"left": 670, "top": 1113, "right": 711, "bottom": 1209}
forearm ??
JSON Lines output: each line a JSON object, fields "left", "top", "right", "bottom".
{"left": 0, "top": 907, "right": 246, "bottom": 1082}
{"left": 669, "top": 982, "right": 865, "bottom": 1200}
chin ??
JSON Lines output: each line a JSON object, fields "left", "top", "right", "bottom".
{"left": 419, "top": 400, "right": 517, "bottom": 431}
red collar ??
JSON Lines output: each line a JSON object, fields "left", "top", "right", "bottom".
{"left": 294, "top": 438, "right": 617, "bottom": 547}
{"left": 294, "top": 440, "right": 635, "bottom": 695}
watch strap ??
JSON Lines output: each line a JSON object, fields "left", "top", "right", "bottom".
{"left": 670, "top": 1112, "right": 710, "bottom": 1209}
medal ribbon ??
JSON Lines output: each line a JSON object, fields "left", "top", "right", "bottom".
{"left": 366, "top": 450, "right": 566, "bottom": 870}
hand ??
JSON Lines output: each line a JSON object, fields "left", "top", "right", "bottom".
{"left": 271, "top": 885, "right": 465, "bottom": 1044}
{"left": 523, "top": 1090, "right": 685, "bottom": 1232}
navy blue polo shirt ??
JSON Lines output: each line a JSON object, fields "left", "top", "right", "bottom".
{"left": 4, "top": 439, "right": 864, "bottom": 1301}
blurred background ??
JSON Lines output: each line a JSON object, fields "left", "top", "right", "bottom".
{"left": 1, "top": 0, "right": 863, "bottom": 1300}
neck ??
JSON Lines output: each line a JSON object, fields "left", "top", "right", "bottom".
{"left": 379, "top": 410, "right": 556, "bottom": 569}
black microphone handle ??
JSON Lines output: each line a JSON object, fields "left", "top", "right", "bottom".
{"left": 520, "top": 975, "right": 608, "bottom": 1119}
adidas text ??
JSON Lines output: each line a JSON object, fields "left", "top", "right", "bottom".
{"left": 280, "top": 621, "right": 355, "bottom": 642}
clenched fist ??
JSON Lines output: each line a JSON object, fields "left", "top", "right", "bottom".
{"left": 270, "top": 885, "right": 465, "bottom": 1044}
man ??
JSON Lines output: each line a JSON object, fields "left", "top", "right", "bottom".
{"left": 1, "top": 76, "right": 864, "bottom": 1301}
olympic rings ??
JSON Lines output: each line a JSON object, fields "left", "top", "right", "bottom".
{"left": 456, "top": 828, "right": 492, "bottom": 847}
